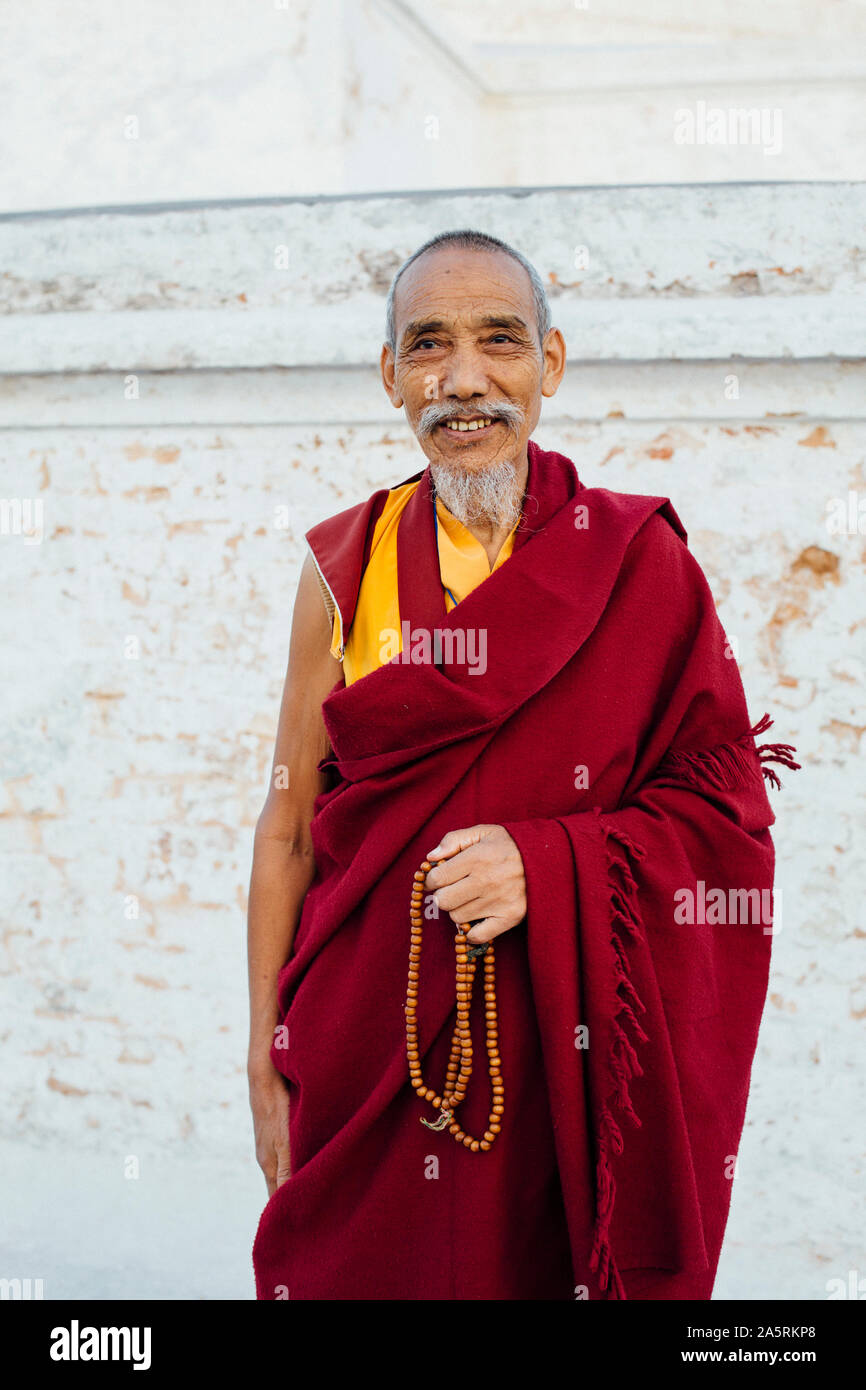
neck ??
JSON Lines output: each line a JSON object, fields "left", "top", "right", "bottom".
{"left": 430, "top": 454, "right": 528, "bottom": 569}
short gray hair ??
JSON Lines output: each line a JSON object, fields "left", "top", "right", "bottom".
{"left": 384, "top": 228, "right": 551, "bottom": 352}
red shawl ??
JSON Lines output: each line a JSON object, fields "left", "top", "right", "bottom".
{"left": 252, "top": 440, "right": 799, "bottom": 1300}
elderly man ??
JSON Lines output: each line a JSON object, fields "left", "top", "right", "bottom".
{"left": 248, "top": 229, "right": 798, "bottom": 1301}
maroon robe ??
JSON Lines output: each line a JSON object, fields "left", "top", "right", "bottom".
{"left": 252, "top": 440, "right": 799, "bottom": 1300}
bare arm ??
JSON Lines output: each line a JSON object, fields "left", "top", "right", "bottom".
{"left": 247, "top": 549, "right": 340, "bottom": 1193}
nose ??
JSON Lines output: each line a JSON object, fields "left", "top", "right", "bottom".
{"left": 440, "top": 342, "right": 490, "bottom": 401}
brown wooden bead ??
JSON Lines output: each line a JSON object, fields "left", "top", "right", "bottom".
{"left": 407, "top": 857, "right": 503, "bottom": 1152}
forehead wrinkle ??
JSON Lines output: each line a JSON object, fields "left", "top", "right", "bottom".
{"left": 395, "top": 255, "right": 534, "bottom": 337}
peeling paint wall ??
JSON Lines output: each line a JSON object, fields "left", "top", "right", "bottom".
{"left": 0, "top": 186, "right": 864, "bottom": 1299}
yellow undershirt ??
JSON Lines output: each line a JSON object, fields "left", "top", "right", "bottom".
{"left": 331, "top": 480, "right": 519, "bottom": 686}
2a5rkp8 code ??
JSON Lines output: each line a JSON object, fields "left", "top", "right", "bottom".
{"left": 756, "top": 1328, "right": 816, "bottom": 1338}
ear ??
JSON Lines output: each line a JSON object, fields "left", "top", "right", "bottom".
{"left": 380, "top": 343, "right": 403, "bottom": 407}
{"left": 540, "top": 327, "right": 567, "bottom": 399}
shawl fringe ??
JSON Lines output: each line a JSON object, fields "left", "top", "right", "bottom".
{"left": 655, "top": 712, "right": 801, "bottom": 793}
{"left": 590, "top": 808, "right": 650, "bottom": 1301}
{"left": 588, "top": 714, "right": 800, "bottom": 1299}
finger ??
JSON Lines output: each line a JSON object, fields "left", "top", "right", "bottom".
{"left": 437, "top": 891, "right": 490, "bottom": 924}
{"left": 425, "top": 841, "right": 487, "bottom": 891}
{"left": 426, "top": 858, "right": 472, "bottom": 894}
{"left": 426, "top": 825, "right": 487, "bottom": 862}
{"left": 430, "top": 879, "right": 482, "bottom": 915}
{"left": 464, "top": 917, "right": 512, "bottom": 945}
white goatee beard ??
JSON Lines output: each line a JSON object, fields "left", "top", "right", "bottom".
{"left": 430, "top": 458, "right": 523, "bottom": 531}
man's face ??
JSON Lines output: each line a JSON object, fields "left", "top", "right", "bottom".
{"left": 381, "top": 247, "right": 565, "bottom": 474}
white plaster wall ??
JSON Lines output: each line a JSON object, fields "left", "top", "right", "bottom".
{"left": 2, "top": 0, "right": 866, "bottom": 213}
{"left": 0, "top": 0, "right": 348, "bottom": 210}
{"left": 0, "top": 185, "right": 864, "bottom": 1300}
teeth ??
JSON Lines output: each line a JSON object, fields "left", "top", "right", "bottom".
{"left": 444, "top": 418, "right": 494, "bottom": 432}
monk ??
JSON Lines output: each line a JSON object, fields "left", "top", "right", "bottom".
{"left": 248, "top": 229, "right": 799, "bottom": 1300}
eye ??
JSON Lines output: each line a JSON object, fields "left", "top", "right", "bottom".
{"left": 489, "top": 333, "right": 515, "bottom": 344}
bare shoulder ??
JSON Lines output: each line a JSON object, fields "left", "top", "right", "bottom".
{"left": 293, "top": 549, "right": 337, "bottom": 660}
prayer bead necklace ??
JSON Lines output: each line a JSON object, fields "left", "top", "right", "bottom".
{"left": 405, "top": 858, "right": 504, "bottom": 1151}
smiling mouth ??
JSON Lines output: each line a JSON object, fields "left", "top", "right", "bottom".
{"left": 438, "top": 416, "right": 502, "bottom": 437}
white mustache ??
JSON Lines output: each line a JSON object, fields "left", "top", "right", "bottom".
{"left": 417, "top": 401, "right": 524, "bottom": 437}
